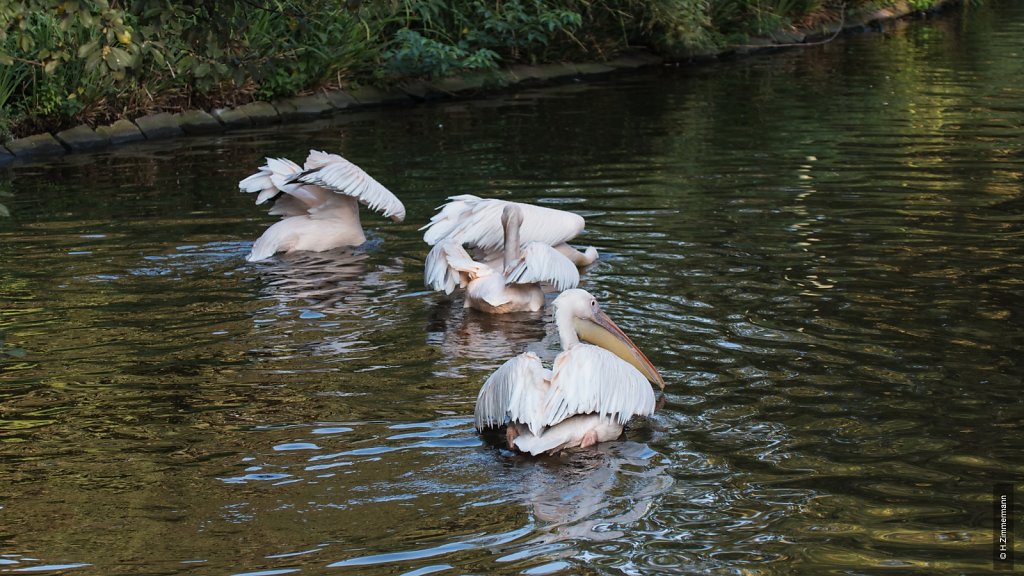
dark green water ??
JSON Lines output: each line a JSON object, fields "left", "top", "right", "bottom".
{"left": 2, "top": 4, "right": 1023, "bottom": 574}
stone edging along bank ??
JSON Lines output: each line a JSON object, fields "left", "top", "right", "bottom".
{"left": 0, "top": 0, "right": 955, "bottom": 164}
{"left": 0, "top": 55, "right": 661, "bottom": 163}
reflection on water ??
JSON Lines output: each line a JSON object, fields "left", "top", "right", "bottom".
{"left": 250, "top": 246, "right": 409, "bottom": 354}
{"left": 425, "top": 300, "right": 553, "bottom": 377}
{"left": 251, "top": 250, "right": 376, "bottom": 310}
{"left": 519, "top": 442, "right": 672, "bottom": 543}
{"left": 2, "top": 3, "right": 1024, "bottom": 574}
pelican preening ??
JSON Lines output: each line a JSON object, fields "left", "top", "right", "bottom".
{"left": 422, "top": 195, "right": 599, "bottom": 312}
{"left": 425, "top": 204, "right": 582, "bottom": 313}
{"left": 239, "top": 150, "right": 406, "bottom": 262}
{"left": 475, "top": 289, "right": 665, "bottom": 455}
{"left": 422, "top": 195, "right": 599, "bottom": 267}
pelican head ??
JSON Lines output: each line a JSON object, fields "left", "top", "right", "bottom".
{"left": 553, "top": 289, "right": 666, "bottom": 389}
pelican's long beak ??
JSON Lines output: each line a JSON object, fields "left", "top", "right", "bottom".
{"left": 574, "top": 310, "right": 666, "bottom": 389}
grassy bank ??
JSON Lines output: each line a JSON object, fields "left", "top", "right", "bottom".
{"left": 1, "top": 0, "right": 961, "bottom": 141}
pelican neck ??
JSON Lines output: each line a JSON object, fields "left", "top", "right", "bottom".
{"left": 554, "top": 302, "right": 580, "bottom": 350}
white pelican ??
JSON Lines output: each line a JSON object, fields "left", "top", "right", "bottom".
{"left": 475, "top": 289, "right": 665, "bottom": 455}
{"left": 425, "top": 204, "right": 581, "bottom": 313}
{"left": 239, "top": 150, "right": 405, "bottom": 262}
{"left": 421, "top": 195, "right": 598, "bottom": 267}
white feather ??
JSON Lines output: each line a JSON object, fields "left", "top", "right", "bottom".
{"left": 239, "top": 157, "right": 306, "bottom": 205}
{"left": 421, "top": 195, "right": 586, "bottom": 252}
{"left": 424, "top": 240, "right": 491, "bottom": 294}
{"left": 542, "top": 344, "right": 656, "bottom": 429}
{"left": 238, "top": 156, "right": 334, "bottom": 213}
{"left": 289, "top": 150, "right": 406, "bottom": 223}
{"left": 426, "top": 240, "right": 565, "bottom": 313}
{"left": 468, "top": 275, "right": 516, "bottom": 308}
{"left": 474, "top": 353, "right": 550, "bottom": 435}
{"left": 512, "top": 414, "right": 624, "bottom": 456}
{"left": 504, "top": 242, "right": 580, "bottom": 291}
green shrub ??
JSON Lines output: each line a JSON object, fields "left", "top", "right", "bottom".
{"left": 0, "top": 0, "right": 962, "bottom": 138}
{"left": 0, "top": 0, "right": 381, "bottom": 138}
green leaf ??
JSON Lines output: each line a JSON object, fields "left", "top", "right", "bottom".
{"left": 111, "top": 46, "right": 133, "bottom": 67}
{"left": 85, "top": 50, "right": 102, "bottom": 71}
{"left": 105, "top": 46, "right": 132, "bottom": 70}
{"left": 0, "top": 51, "right": 12, "bottom": 66}
{"left": 78, "top": 39, "right": 99, "bottom": 58}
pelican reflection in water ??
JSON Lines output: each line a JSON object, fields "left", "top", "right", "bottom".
{"left": 425, "top": 299, "right": 552, "bottom": 379}
{"left": 514, "top": 442, "right": 672, "bottom": 544}
{"left": 253, "top": 250, "right": 405, "bottom": 314}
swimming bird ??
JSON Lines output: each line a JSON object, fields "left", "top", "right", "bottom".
{"left": 422, "top": 195, "right": 598, "bottom": 267}
{"left": 425, "top": 204, "right": 581, "bottom": 313}
{"left": 474, "top": 289, "right": 665, "bottom": 455}
{"left": 239, "top": 150, "right": 405, "bottom": 262}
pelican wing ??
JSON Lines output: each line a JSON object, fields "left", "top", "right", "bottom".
{"left": 239, "top": 157, "right": 299, "bottom": 202}
{"left": 504, "top": 242, "right": 580, "bottom": 291}
{"left": 288, "top": 151, "right": 406, "bottom": 223}
{"left": 475, "top": 352, "right": 551, "bottom": 436}
{"left": 424, "top": 240, "right": 492, "bottom": 294}
{"left": 542, "top": 344, "right": 656, "bottom": 428}
{"left": 240, "top": 157, "right": 325, "bottom": 210}
{"left": 421, "top": 195, "right": 586, "bottom": 251}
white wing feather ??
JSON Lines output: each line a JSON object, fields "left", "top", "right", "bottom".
{"left": 424, "top": 240, "right": 492, "bottom": 294}
{"left": 422, "top": 195, "right": 585, "bottom": 251}
{"left": 504, "top": 242, "right": 580, "bottom": 291}
{"left": 288, "top": 150, "right": 406, "bottom": 222}
{"left": 239, "top": 157, "right": 325, "bottom": 210}
{"left": 542, "top": 344, "right": 656, "bottom": 429}
{"left": 475, "top": 352, "right": 551, "bottom": 436}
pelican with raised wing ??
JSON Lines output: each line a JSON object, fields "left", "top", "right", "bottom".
{"left": 425, "top": 204, "right": 581, "bottom": 313}
{"left": 239, "top": 150, "right": 405, "bottom": 262}
{"left": 475, "top": 289, "right": 666, "bottom": 455}
{"left": 422, "top": 195, "right": 598, "bottom": 267}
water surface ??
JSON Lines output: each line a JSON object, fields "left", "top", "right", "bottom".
{"left": 2, "top": 3, "right": 1023, "bottom": 574}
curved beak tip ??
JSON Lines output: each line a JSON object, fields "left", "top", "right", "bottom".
{"left": 584, "top": 311, "right": 667, "bottom": 389}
